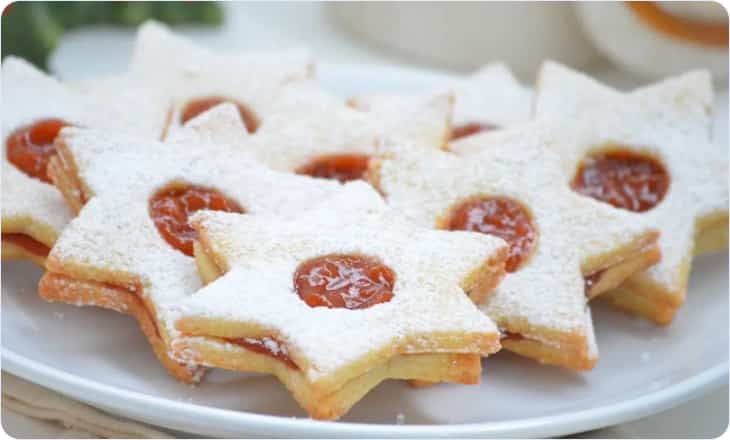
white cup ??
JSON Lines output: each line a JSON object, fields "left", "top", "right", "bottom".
{"left": 330, "top": 2, "right": 600, "bottom": 79}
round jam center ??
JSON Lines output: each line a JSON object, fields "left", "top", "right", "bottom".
{"left": 6, "top": 119, "right": 68, "bottom": 183}
{"left": 296, "top": 154, "right": 370, "bottom": 183}
{"left": 571, "top": 150, "right": 669, "bottom": 213}
{"left": 149, "top": 186, "right": 243, "bottom": 256}
{"left": 450, "top": 122, "right": 498, "bottom": 141}
{"left": 294, "top": 254, "right": 395, "bottom": 309}
{"left": 180, "top": 97, "right": 259, "bottom": 133}
{"left": 447, "top": 197, "right": 536, "bottom": 272}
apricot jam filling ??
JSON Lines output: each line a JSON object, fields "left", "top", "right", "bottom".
{"left": 294, "top": 254, "right": 396, "bottom": 309}
{"left": 450, "top": 122, "right": 498, "bottom": 141}
{"left": 501, "top": 332, "right": 524, "bottom": 342}
{"left": 571, "top": 150, "right": 669, "bottom": 213}
{"left": 2, "top": 233, "right": 50, "bottom": 257}
{"left": 149, "top": 185, "right": 243, "bottom": 256}
{"left": 296, "top": 154, "right": 371, "bottom": 183}
{"left": 6, "top": 119, "right": 69, "bottom": 183}
{"left": 225, "top": 337, "right": 298, "bottom": 370}
{"left": 584, "top": 269, "right": 606, "bottom": 293}
{"left": 446, "top": 196, "right": 537, "bottom": 272}
{"left": 180, "top": 97, "right": 259, "bottom": 133}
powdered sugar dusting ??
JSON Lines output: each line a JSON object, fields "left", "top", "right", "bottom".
{"left": 70, "top": 72, "right": 170, "bottom": 140}
{"left": 1, "top": 161, "right": 72, "bottom": 237}
{"left": 249, "top": 337, "right": 288, "bottom": 357}
{"left": 378, "top": 125, "right": 656, "bottom": 346}
{"left": 533, "top": 62, "right": 728, "bottom": 295}
{"left": 1, "top": 57, "right": 164, "bottom": 241}
{"left": 536, "top": 61, "right": 713, "bottom": 140}
{"left": 166, "top": 103, "right": 250, "bottom": 145}
{"left": 129, "top": 21, "right": 313, "bottom": 140}
{"left": 245, "top": 81, "right": 452, "bottom": 172}
{"left": 48, "top": 112, "right": 346, "bottom": 360}
{"left": 450, "top": 63, "right": 532, "bottom": 127}
{"left": 1, "top": 59, "right": 76, "bottom": 237}
{"left": 350, "top": 63, "right": 531, "bottom": 132}
{"left": 172, "top": 183, "right": 504, "bottom": 381}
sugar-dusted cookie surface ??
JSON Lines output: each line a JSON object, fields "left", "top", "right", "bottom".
{"left": 350, "top": 63, "right": 532, "bottom": 142}
{"left": 536, "top": 61, "right": 713, "bottom": 139}
{"left": 243, "top": 80, "right": 453, "bottom": 182}
{"left": 372, "top": 125, "right": 661, "bottom": 370}
{"left": 450, "top": 63, "right": 532, "bottom": 139}
{"left": 534, "top": 62, "right": 728, "bottom": 324}
{"left": 1, "top": 57, "right": 167, "bottom": 266}
{"left": 172, "top": 183, "right": 506, "bottom": 420}
{"left": 70, "top": 72, "right": 170, "bottom": 141}
{"left": 129, "top": 21, "right": 313, "bottom": 140}
{"left": 129, "top": 23, "right": 452, "bottom": 183}
{"left": 39, "top": 105, "right": 347, "bottom": 383}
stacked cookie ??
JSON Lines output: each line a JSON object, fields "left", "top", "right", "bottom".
{"left": 2, "top": 22, "right": 727, "bottom": 420}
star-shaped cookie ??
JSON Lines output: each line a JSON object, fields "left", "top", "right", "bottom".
{"left": 350, "top": 63, "right": 532, "bottom": 142}
{"left": 1, "top": 56, "right": 167, "bottom": 266}
{"left": 534, "top": 61, "right": 728, "bottom": 324}
{"left": 371, "top": 125, "right": 661, "bottom": 370}
{"left": 39, "top": 104, "right": 347, "bottom": 383}
{"left": 171, "top": 182, "right": 506, "bottom": 420}
{"left": 129, "top": 21, "right": 313, "bottom": 139}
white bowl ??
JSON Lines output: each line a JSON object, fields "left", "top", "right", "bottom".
{"left": 576, "top": 2, "right": 728, "bottom": 80}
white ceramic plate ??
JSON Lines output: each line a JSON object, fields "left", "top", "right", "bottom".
{"left": 2, "top": 65, "right": 728, "bottom": 438}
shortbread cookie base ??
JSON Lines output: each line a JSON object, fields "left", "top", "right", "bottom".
{"left": 194, "top": 241, "right": 221, "bottom": 284}
{"left": 493, "top": 317, "right": 595, "bottom": 370}
{"left": 178, "top": 311, "right": 499, "bottom": 394}
{"left": 2, "top": 216, "right": 59, "bottom": 266}
{"left": 2, "top": 240, "right": 47, "bottom": 267}
{"left": 601, "top": 213, "right": 728, "bottom": 325}
{"left": 461, "top": 246, "right": 508, "bottom": 303}
{"left": 501, "top": 335, "right": 597, "bottom": 371}
{"left": 48, "top": 153, "right": 89, "bottom": 215}
{"left": 584, "top": 240, "right": 661, "bottom": 299}
{"left": 2, "top": 217, "right": 59, "bottom": 247}
{"left": 38, "top": 272, "right": 204, "bottom": 383}
{"left": 175, "top": 336, "right": 481, "bottom": 420}
{"left": 600, "top": 282, "right": 680, "bottom": 325}
{"left": 499, "top": 305, "right": 598, "bottom": 371}
{"left": 694, "top": 213, "right": 729, "bottom": 256}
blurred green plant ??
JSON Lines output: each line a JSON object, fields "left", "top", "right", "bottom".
{"left": 2, "top": 1, "right": 223, "bottom": 70}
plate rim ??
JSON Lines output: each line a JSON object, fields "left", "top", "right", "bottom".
{"left": 2, "top": 63, "right": 728, "bottom": 437}
{"left": 3, "top": 349, "right": 727, "bottom": 437}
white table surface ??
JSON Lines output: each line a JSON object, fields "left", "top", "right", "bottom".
{"left": 5, "top": 2, "right": 727, "bottom": 438}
